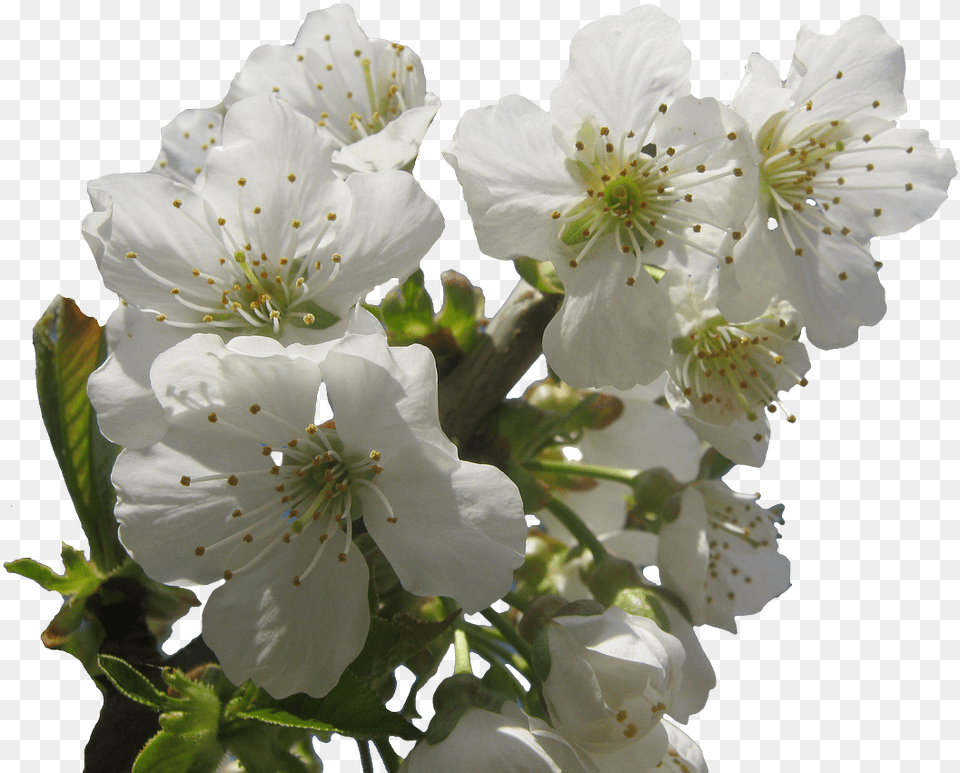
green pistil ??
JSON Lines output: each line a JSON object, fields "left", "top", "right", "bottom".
{"left": 603, "top": 175, "right": 643, "bottom": 212}
{"left": 233, "top": 251, "right": 269, "bottom": 294}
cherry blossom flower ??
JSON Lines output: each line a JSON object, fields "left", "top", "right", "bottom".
{"left": 221, "top": 5, "right": 440, "bottom": 176}
{"left": 664, "top": 269, "right": 810, "bottom": 466}
{"left": 85, "top": 94, "right": 442, "bottom": 339}
{"left": 541, "top": 606, "right": 686, "bottom": 768}
{"left": 85, "top": 93, "right": 441, "bottom": 448}
{"left": 110, "top": 333, "right": 526, "bottom": 698}
{"left": 445, "top": 6, "right": 759, "bottom": 388}
{"left": 657, "top": 480, "right": 790, "bottom": 633}
{"left": 725, "top": 16, "right": 956, "bottom": 349}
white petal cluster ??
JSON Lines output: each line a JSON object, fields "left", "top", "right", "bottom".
{"left": 86, "top": 94, "right": 442, "bottom": 449}
{"left": 658, "top": 481, "right": 791, "bottom": 633}
{"left": 152, "top": 6, "right": 439, "bottom": 186}
{"left": 445, "top": 6, "right": 760, "bottom": 390}
{"left": 109, "top": 333, "right": 526, "bottom": 698}
{"left": 724, "top": 16, "right": 956, "bottom": 349}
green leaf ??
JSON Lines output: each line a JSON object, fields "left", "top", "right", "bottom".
{"left": 380, "top": 269, "right": 435, "bottom": 344}
{"left": 132, "top": 729, "right": 225, "bottom": 773}
{"left": 235, "top": 708, "right": 340, "bottom": 735}
{"left": 350, "top": 611, "right": 459, "bottom": 684}
{"left": 33, "top": 297, "right": 125, "bottom": 571}
{"left": 514, "top": 257, "right": 564, "bottom": 296}
{"left": 98, "top": 654, "right": 170, "bottom": 710}
{"left": 436, "top": 270, "right": 485, "bottom": 351}
{"left": 256, "top": 671, "right": 422, "bottom": 741}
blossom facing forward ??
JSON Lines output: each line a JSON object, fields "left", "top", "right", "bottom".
{"left": 110, "top": 334, "right": 526, "bottom": 698}
{"left": 445, "top": 6, "right": 760, "bottom": 389}
{"left": 726, "top": 16, "right": 955, "bottom": 349}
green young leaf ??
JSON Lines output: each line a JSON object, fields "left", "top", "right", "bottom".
{"left": 380, "top": 269, "right": 435, "bottom": 344}
{"left": 513, "top": 257, "right": 564, "bottom": 296}
{"left": 132, "top": 729, "right": 226, "bottom": 773}
{"left": 97, "top": 654, "right": 170, "bottom": 711}
{"left": 435, "top": 270, "right": 485, "bottom": 351}
{"left": 235, "top": 708, "right": 340, "bottom": 735}
{"left": 33, "top": 296, "right": 125, "bottom": 571}
{"left": 223, "top": 724, "right": 320, "bottom": 773}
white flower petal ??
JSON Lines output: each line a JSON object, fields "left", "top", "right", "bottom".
{"left": 321, "top": 335, "right": 456, "bottom": 456}
{"left": 785, "top": 17, "right": 907, "bottom": 126}
{"left": 313, "top": 170, "right": 445, "bottom": 315}
{"left": 113, "top": 425, "right": 275, "bottom": 585}
{"left": 333, "top": 96, "right": 440, "bottom": 175}
{"left": 545, "top": 257, "right": 671, "bottom": 389}
{"left": 203, "top": 527, "right": 370, "bottom": 698}
{"left": 364, "top": 444, "right": 525, "bottom": 614}
{"left": 550, "top": 6, "right": 690, "bottom": 142}
{"left": 88, "top": 306, "right": 188, "bottom": 449}
{"left": 444, "top": 95, "right": 582, "bottom": 263}
{"left": 660, "top": 602, "right": 715, "bottom": 723}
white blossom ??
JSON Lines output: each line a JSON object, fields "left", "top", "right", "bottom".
{"left": 85, "top": 94, "right": 442, "bottom": 448}
{"left": 664, "top": 270, "right": 810, "bottom": 466}
{"left": 725, "top": 16, "right": 955, "bottom": 349}
{"left": 444, "top": 6, "right": 759, "bottom": 389}
{"left": 221, "top": 5, "right": 440, "bottom": 176}
{"left": 110, "top": 334, "right": 526, "bottom": 698}
{"left": 541, "top": 606, "right": 685, "bottom": 767}
{"left": 657, "top": 480, "right": 790, "bottom": 633}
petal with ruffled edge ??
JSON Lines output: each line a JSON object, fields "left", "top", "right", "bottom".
{"left": 444, "top": 94, "right": 583, "bottom": 264}
{"left": 549, "top": 6, "right": 690, "bottom": 144}
{"left": 203, "top": 527, "right": 370, "bottom": 698}
{"left": 363, "top": 443, "right": 525, "bottom": 614}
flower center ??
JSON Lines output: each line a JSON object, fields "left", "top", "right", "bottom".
{"left": 187, "top": 412, "right": 397, "bottom": 588}
{"left": 127, "top": 179, "right": 346, "bottom": 336}
{"left": 672, "top": 315, "right": 806, "bottom": 423}
{"left": 293, "top": 39, "right": 418, "bottom": 147}
{"left": 753, "top": 69, "right": 911, "bottom": 276}
{"left": 552, "top": 116, "right": 747, "bottom": 285}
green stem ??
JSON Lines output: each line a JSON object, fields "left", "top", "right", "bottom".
{"left": 374, "top": 738, "right": 401, "bottom": 773}
{"left": 544, "top": 496, "right": 609, "bottom": 560}
{"left": 463, "top": 624, "right": 531, "bottom": 679}
{"left": 502, "top": 590, "right": 530, "bottom": 612}
{"left": 479, "top": 608, "right": 533, "bottom": 667}
{"left": 453, "top": 627, "right": 473, "bottom": 675}
{"left": 524, "top": 458, "right": 637, "bottom": 487}
{"left": 358, "top": 740, "right": 374, "bottom": 773}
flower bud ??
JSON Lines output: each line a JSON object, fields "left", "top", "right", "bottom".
{"left": 540, "top": 606, "right": 685, "bottom": 760}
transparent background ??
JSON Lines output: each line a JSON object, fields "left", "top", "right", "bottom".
{"left": 3, "top": 0, "right": 957, "bottom": 770}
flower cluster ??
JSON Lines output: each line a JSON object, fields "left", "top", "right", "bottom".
{"left": 447, "top": 7, "right": 954, "bottom": 466}
{"left": 21, "top": 5, "right": 953, "bottom": 772}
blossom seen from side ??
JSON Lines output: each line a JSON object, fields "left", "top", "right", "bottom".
{"left": 221, "top": 5, "right": 440, "bottom": 176}
{"left": 110, "top": 333, "right": 526, "bottom": 698}
{"left": 725, "top": 16, "right": 956, "bottom": 349}
{"left": 444, "top": 6, "right": 760, "bottom": 389}
{"left": 657, "top": 480, "right": 790, "bottom": 633}
{"left": 540, "top": 606, "right": 685, "bottom": 767}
